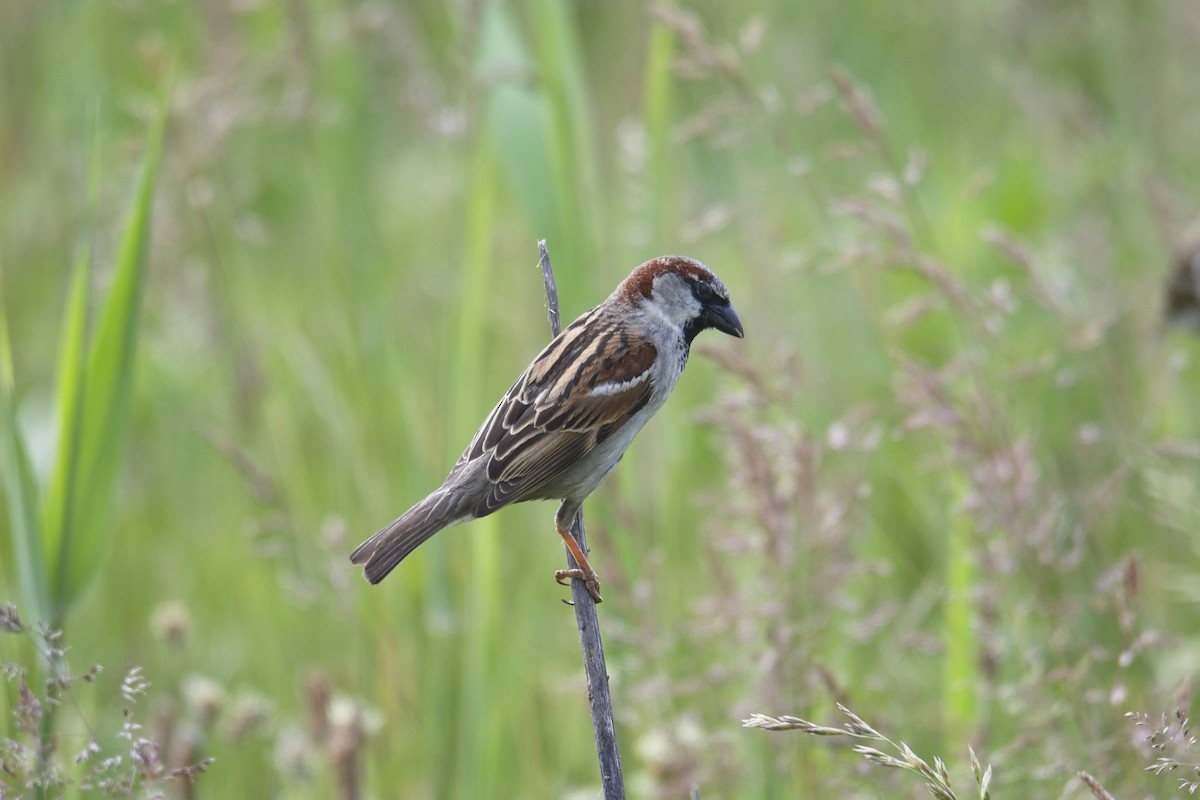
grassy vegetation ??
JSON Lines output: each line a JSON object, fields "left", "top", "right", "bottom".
{"left": 3, "top": 1, "right": 1200, "bottom": 797}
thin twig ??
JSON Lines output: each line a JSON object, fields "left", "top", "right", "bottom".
{"left": 540, "top": 241, "right": 561, "bottom": 338}
{"left": 537, "top": 240, "right": 625, "bottom": 799}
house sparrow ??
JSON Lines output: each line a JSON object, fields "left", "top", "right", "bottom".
{"left": 350, "top": 255, "right": 743, "bottom": 603}
{"left": 1166, "top": 223, "right": 1200, "bottom": 331}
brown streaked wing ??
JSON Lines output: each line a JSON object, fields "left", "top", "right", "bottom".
{"left": 474, "top": 430, "right": 596, "bottom": 515}
{"left": 532, "top": 334, "right": 656, "bottom": 433}
{"left": 464, "top": 313, "right": 657, "bottom": 507}
{"left": 483, "top": 341, "right": 656, "bottom": 493}
{"left": 457, "top": 308, "right": 602, "bottom": 467}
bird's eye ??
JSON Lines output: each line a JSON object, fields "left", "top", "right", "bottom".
{"left": 694, "top": 282, "right": 715, "bottom": 302}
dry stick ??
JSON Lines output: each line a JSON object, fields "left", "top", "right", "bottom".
{"left": 538, "top": 240, "right": 626, "bottom": 800}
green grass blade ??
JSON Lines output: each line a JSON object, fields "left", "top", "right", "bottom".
{"left": 40, "top": 262, "right": 90, "bottom": 625}
{"left": 526, "top": 0, "right": 601, "bottom": 297}
{"left": 449, "top": 126, "right": 503, "bottom": 800}
{"left": 47, "top": 106, "right": 164, "bottom": 614}
{"left": 943, "top": 474, "right": 979, "bottom": 747}
{"left": 642, "top": 11, "right": 677, "bottom": 245}
{"left": 42, "top": 104, "right": 101, "bottom": 626}
{"left": 0, "top": 310, "right": 50, "bottom": 625}
{"left": 479, "top": 3, "right": 564, "bottom": 251}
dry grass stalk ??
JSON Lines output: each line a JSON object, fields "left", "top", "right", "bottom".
{"left": 744, "top": 704, "right": 993, "bottom": 800}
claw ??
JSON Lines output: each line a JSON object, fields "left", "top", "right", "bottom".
{"left": 554, "top": 567, "right": 603, "bottom": 604}
{"left": 554, "top": 521, "right": 604, "bottom": 603}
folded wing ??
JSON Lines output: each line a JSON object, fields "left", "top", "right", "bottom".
{"left": 455, "top": 310, "right": 657, "bottom": 516}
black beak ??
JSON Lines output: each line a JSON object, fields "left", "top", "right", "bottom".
{"left": 705, "top": 301, "right": 744, "bottom": 338}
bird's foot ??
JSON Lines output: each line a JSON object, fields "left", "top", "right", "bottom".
{"left": 555, "top": 566, "right": 603, "bottom": 604}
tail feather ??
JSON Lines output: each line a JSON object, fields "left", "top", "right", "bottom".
{"left": 350, "top": 490, "right": 473, "bottom": 584}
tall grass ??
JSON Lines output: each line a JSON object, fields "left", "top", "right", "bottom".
{"left": 0, "top": 101, "right": 164, "bottom": 795}
{"left": 1, "top": 104, "right": 163, "bottom": 627}
{"left": 450, "top": 49, "right": 500, "bottom": 795}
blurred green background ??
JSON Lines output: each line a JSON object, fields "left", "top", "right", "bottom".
{"left": 3, "top": 0, "right": 1200, "bottom": 797}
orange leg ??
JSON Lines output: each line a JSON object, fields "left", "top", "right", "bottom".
{"left": 554, "top": 522, "right": 603, "bottom": 604}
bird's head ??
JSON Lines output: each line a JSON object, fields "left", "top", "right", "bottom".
{"left": 618, "top": 255, "right": 744, "bottom": 343}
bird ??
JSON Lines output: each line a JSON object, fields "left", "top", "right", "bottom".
{"left": 1166, "top": 221, "right": 1200, "bottom": 331}
{"left": 350, "top": 255, "right": 744, "bottom": 603}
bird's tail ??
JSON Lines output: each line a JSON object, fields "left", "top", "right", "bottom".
{"left": 350, "top": 489, "right": 474, "bottom": 584}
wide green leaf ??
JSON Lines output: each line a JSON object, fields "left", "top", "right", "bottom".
{"left": 43, "top": 107, "right": 165, "bottom": 616}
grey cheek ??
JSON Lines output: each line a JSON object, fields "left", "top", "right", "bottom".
{"left": 670, "top": 295, "right": 702, "bottom": 326}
